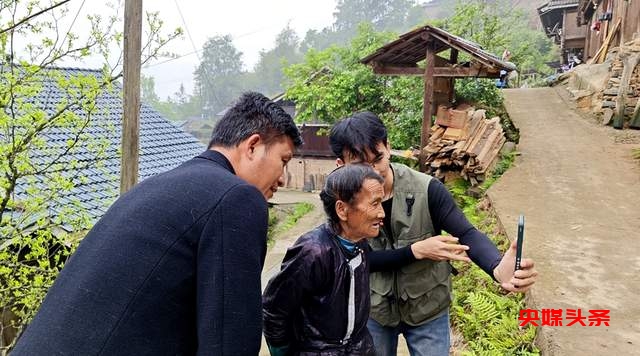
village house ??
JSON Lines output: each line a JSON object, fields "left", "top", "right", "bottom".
{"left": 538, "top": 0, "right": 587, "bottom": 65}
{"left": 12, "top": 67, "right": 205, "bottom": 228}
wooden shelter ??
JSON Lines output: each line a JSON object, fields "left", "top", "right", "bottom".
{"left": 360, "top": 25, "right": 516, "bottom": 170}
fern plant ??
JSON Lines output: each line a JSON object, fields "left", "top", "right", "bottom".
{"left": 447, "top": 157, "right": 538, "bottom": 355}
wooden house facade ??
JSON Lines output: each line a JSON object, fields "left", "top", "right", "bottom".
{"left": 578, "top": 0, "right": 640, "bottom": 61}
{"left": 538, "top": 0, "right": 587, "bottom": 64}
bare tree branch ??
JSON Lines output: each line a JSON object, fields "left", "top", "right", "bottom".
{"left": 0, "top": 0, "right": 72, "bottom": 36}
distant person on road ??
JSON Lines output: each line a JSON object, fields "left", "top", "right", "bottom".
{"left": 497, "top": 69, "right": 510, "bottom": 88}
{"left": 263, "top": 164, "right": 385, "bottom": 355}
{"left": 12, "top": 92, "right": 302, "bottom": 355}
{"left": 329, "top": 111, "right": 538, "bottom": 356}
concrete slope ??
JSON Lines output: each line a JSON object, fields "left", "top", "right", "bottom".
{"left": 488, "top": 87, "right": 640, "bottom": 355}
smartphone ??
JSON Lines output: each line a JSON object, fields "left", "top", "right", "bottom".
{"left": 515, "top": 214, "right": 524, "bottom": 271}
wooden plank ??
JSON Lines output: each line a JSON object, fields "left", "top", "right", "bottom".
{"left": 598, "top": 17, "right": 613, "bottom": 63}
{"left": 593, "top": 18, "right": 621, "bottom": 64}
{"left": 479, "top": 135, "right": 506, "bottom": 169}
{"left": 475, "top": 126, "right": 501, "bottom": 165}
{"left": 435, "top": 108, "right": 468, "bottom": 128}
{"left": 466, "top": 119, "right": 492, "bottom": 156}
{"left": 431, "top": 125, "right": 446, "bottom": 140}
{"left": 471, "top": 118, "right": 500, "bottom": 157}
{"left": 442, "top": 126, "right": 468, "bottom": 141}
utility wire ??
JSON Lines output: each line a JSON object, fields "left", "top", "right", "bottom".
{"left": 173, "top": 0, "right": 200, "bottom": 62}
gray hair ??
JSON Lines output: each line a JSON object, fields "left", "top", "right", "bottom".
{"left": 319, "top": 164, "right": 383, "bottom": 234}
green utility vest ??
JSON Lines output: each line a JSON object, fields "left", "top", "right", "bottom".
{"left": 369, "top": 163, "right": 452, "bottom": 327}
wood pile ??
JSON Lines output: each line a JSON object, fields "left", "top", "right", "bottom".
{"left": 422, "top": 106, "right": 506, "bottom": 185}
{"left": 598, "top": 37, "right": 640, "bottom": 128}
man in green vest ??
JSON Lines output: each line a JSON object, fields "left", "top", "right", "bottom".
{"left": 329, "top": 111, "right": 537, "bottom": 356}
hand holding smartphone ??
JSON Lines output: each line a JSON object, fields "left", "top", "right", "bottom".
{"left": 515, "top": 214, "right": 524, "bottom": 271}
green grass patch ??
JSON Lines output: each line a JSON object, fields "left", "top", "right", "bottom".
{"left": 447, "top": 153, "right": 539, "bottom": 355}
{"left": 632, "top": 148, "right": 640, "bottom": 160}
{"left": 267, "top": 202, "right": 314, "bottom": 247}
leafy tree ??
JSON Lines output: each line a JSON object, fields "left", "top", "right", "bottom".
{"left": 141, "top": 74, "right": 160, "bottom": 105}
{"left": 286, "top": 23, "right": 428, "bottom": 149}
{"left": 194, "top": 35, "right": 244, "bottom": 117}
{"left": 285, "top": 23, "right": 395, "bottom": 123}
{"left": 252, "top": 25, "right": 303, "bottom": 97}
{"left": 0, "top": 1, "right": 180, "bottom": 351}
{"left": 301, "top": 0, "right": 421, "bottom": 52}
{"left": 333, "top": 0, "right": 417, "bottom": 40}
{"left": 443, "top": 0, "right": 555, "bottom": 76}
{"left": 142, "top": 78, "right": 201, "bottom": 121}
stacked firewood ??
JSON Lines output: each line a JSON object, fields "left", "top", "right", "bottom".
{"left": 599, "top": 37, "right": 640, "bottom": 128}
{"left": 422, "top": 105, "right": 506, "bottom": 185}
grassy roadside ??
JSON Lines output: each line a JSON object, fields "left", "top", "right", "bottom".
{"left": 267, "top": 202, "right": 314, "bottom": 247}
{"left": 447, "top": 152, "right": 539, "bottom": 355}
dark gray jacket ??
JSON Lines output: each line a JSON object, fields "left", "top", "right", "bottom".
{"left": 13, "top": 150, "right": 268, "bottom": 355}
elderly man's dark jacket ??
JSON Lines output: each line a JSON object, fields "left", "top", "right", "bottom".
{"left": 12, "top": 150, "right": 268, "bottom": 355}
{"left": 263, "top": 224, "right": 375, "bottom": 355}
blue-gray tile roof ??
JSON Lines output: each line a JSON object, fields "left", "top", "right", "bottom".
{"left": 13, "top": 67, "right": 205, "bottom": 227}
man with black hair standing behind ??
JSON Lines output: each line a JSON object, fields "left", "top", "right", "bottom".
{"left": 13, "top": 92, "right": 302, "bottom": 355}
{"left": 329, "top": 111, "right": 537, "bottom": 356}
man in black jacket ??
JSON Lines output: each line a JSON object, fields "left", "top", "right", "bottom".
{"left": 12, "top": 92, "right": 302, "bottom": 355}
{"left": 263, "top": 164, "right": 385, "bottom": 356}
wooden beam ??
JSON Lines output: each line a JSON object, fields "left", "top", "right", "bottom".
{"left": 450, "top": 49, "right": 459, "bottom": 64}
{"left": 434, "top": 66, "right": 500, "bottom": 78}
{"left": 427, "top": 31, "right": 497, "bottom": 69}
{"left": 421, "top": 41, "right": 435, "bottom": 172}
{"left": 372, "top": 64, "right": 500, "bottom": 78}
{"left": 372, "top": 64, "right": 424, "bottom": 75}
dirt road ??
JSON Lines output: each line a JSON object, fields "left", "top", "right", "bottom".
{"left": 488, "top": 87, "right": 640, "bottom": 355}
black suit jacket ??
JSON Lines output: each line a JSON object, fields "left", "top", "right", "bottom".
{"left": 13, "top": 150, "right": 268, "bottom": 355}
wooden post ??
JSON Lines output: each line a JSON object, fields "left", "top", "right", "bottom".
{"left": 561, "top": 9, "right": 567, "bottom": 64}
{"left": 121, "top": 0, "right": 143, "bottom": 194}
{"left": 448, "top": 49, "right": 458, "bottom": 103}
{"left": 420, "top": 41, "right": 435, "bottom": 172}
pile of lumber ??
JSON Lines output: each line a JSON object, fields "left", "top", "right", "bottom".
{"left": 598, "top": 37, "right": 640, "bottom": 128}
{"left": 422, "top": 105, "right": 506, "bottom": 185}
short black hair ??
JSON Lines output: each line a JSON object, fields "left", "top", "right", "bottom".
{"left": 329, "top": 111, "right": 387, "bottom": 161}
{"left": 319, "top": 164, "right": 383, "bottom": 234}
{"left": 209, "top": 92, "right": 303, "bottom": 148}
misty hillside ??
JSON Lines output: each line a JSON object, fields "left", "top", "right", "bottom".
{"left": 422, "top": 0, "right": 547, "bottom": 28}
